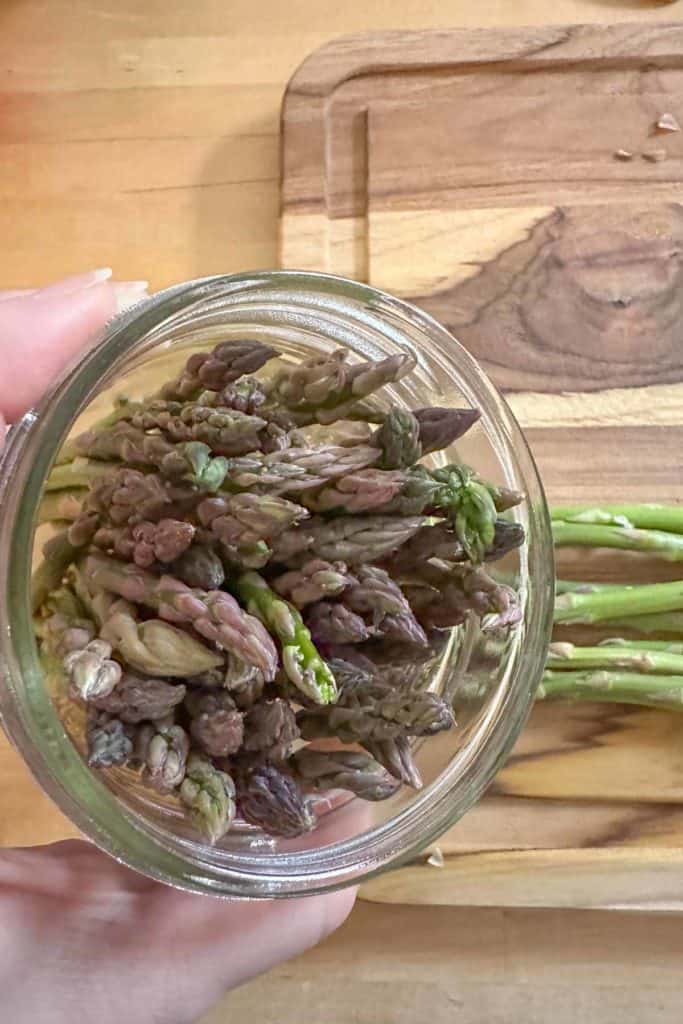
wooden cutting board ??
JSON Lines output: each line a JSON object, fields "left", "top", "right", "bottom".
{"left": 280, "top": 23, "right": 683, "bottom": 910}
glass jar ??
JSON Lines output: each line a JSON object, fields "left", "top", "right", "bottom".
{"left": 0, "top": 271, "right": 553, "bottom": 898}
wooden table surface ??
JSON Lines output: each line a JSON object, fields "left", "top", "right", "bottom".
{"left": 2, "top": 1, "right": 683, "bottom": 1021}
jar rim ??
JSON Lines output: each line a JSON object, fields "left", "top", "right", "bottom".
{"left": 0, "top": 270, "right": 554, "bottom": 897}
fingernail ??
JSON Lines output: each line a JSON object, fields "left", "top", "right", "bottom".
{"left": 112, "top": 280, "right": 149, "bottom": 313}
{"left": 37, "top": 268, "right": 113, "bottom": 298}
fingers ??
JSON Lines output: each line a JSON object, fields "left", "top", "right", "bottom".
{"left": 0, "top": 271, "right": 148, "bottom": 423}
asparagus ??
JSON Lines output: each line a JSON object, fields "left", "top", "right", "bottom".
{"left": 371, "top": 405, "right": 480, "bottom": 468}
{"left": 579, "top": 612, "right": 683, "bottom": 636}
{"left": 129, "top": 400, "right": 267, "bottom": 456}
{"left": 170, "top": 544, "right": 226, "bottom": 589}
{"left": 37, "top": 489, "right": 86, "bottom": 524}
{"left": 190, "top": 704, "right": 244, "bottom": 758}
{"left": 538, "top": 670, "right": 683, "bottom": 712}
{"left": 403, "top": 565, "right": 521, "bottom": 631}
{"left": 552, "top": 504, "right": 683, "bottom": 534}
{"left": 159, "top": 340, "right": 275, "bottom": 402}
{"left": 100, "top": 602, "right": 222, "bottom": 677}
{"left": 92, "top": 518, "right": 195, "bottom": 568}
{"left": 179, "top": 752, "right": 236, "bottom": 843}
{"left": 63, "top": 639, "right": 122, "bottom": 701}
{"left": 272, "top": 559, "right": 352, "bottom": 608}
{"left": 546, "top": 641, "right": 683, "bottom": 675}
{"left": 551, "top": 520, "right": 683, "bottom": 561}
{"left": 290, "top": 748, "right": 401, "bottom": 801}
{"left": 134, "top": 722, "right": 190, "bottom": 792}
{"left": 305, "top": 601, "right": 374, "bottom": 645}
{"left": 343, "top": 566, "right": 427, "bottom": 646}
{"left": 85, "top": 554, "right": 278, "bottom": 679}
{"left": 555, "top": 580, "right": 628, "bottom": 595}
{"left": 198, "top": 493, "right": 308, "bottom": 568}
{"left": 271, "top": 514, "right": 426, "bottom": 567}
{"left": 302, "top": 468, "right": 408, "bottom": 514}
{"left": 235, "top": 571, "right": 337, "bottom": 704}
{"left": 599, "top": 639, "right": 683, "bottom": 653}
{"left": 46, "top": 457, "right": 115, "bottom": 493}
{"left": 362, "top": 736, "right": 422, "bottom": 789}
{"left": 297, "top": 678, "right": 454, "bottom": 744}
{"left": 66, "top": 424, "right": 229, "bottom": 492}
{"left": 93, "top": 673, "right": 187, "bottom": 723}
{"left": 554, "top": 579, "right": 683, "bottom": 625}
{"left": 242, "top": 698, "right": 299, "bottom": 761}
{"left": 84, "top": 468, "right": 193, "bottom": 526}
{"left": 269, "top": 348, "right": 416, "bottom": 425}
{"left": 86, "top": 712, "right": 133, "bottom": 768}
{"left": 219, "top": 377, "right": 268, "bottom": 415}
{"left": 32, "top": 531, "right": 86, "bottom": 611}
{"left": 224, "top": 444, "right": 381, "bottom": 495}
{"left": 235, "top": 761, "right": 316, "bottom": 837}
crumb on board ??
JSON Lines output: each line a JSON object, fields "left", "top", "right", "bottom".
{"left": 642, "top": 148, "right": 667, "bottom": 163}
{"left": 427, "top": 847, "right": 445, "bottom": 868}
{"left": 614, "top": 149, "right": 633, "bottom": 161}
{"left": 656, "top": 113, "right": 680, "bottom": 134}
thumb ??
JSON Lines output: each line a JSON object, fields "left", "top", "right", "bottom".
{"left": 0, "top": 270, "right": 148, "bottom": 423}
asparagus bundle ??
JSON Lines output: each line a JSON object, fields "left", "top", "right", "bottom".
{"left": 544, "top": 504, "right": 683, "bottom": 714}
{"left": 33, "top": 337, "right": 524, "bottom": 842}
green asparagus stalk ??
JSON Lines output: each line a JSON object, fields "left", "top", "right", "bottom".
{"left": 46, "top": 457, "right": 115, "bottom": 493}
{"left": 235, "top": 571, "right": 337, "bottom": 705}
{"left": 546, "top": 641, "right": 683, "bottom": 675}
{"left": 598, "top": 638, "right": 683, "bottom": 653}
{"left": 551, "top": 520, "right": 683, "bottom": 561}
{"left": 31, "top": 531, "right": 85, "bottom": 611}
{"left": 555, "top": 579, "right": 632, "bottom": 595}
{"left": 37, "top": 489, "right": 86, "bottom": 524}
{"left": 552, "top": 504, "right": 683, "bottom": 534}
{"left": 538, "top": 669, "right": 683, "bottom": 712}
{"left": 554, "top": 579, "right": 683, "bottom": 625}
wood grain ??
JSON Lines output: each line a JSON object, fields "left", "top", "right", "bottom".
{"left": 280, "top": 22, "right": 683, "bottom": 910}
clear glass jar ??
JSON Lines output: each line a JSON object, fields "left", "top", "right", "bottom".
{"left": 0, "top": 271, "right": 553, "bottom": 898}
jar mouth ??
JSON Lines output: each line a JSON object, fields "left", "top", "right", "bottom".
{"left": 0, "top": 270, "right": 554, "bottom": 898}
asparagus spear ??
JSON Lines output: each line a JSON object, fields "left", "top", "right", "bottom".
{"left": 223, "top": 444, "right": 381, "bottom": 494}
{"left": 128, "top": 400, "right": 267, "bottom": 456}
{"left": 552, "top": 504, "right": 683, "bottom": 534}
{"left": 271, "top": 514, "right": 426, "bottom": 567}
{"left": 371, "top": 405, "right": 480, "bottom": 469}
{"left": 37, "top": 489, "right": 86, "bottom": 524}
{"left": 235, "top": 571, "right": 337, "bottom": 705}
{"left": 84, "top": 554, "right": 279, "bottom": 679}
{"left": 290, "top": 748, "right": 401, "bottom": 801}
{"left": 598, "top": 638, "right": 683, "bottom": 653}
{"left": 159, "top": 340, "right": 275, "bottom": 402}
{"left": 179, "top": 752, "right": 236, "bottom": 843}
{"left": 92, "top": 518, "right": 196, "bottom": 568}
{"left": 297, "top": 678, "right": 454, "bottom": 744}
{"left": 235, "top": 760, "right": 316, "bottom": 837}
{"left": 555, "top": 580, "right": 631, "bottom": 595}
{"left": 269, "top": 348, "right": 416, "bottom": 426}
{"left": 86, "top": 712, "right": 133, "bottom": 768}
{"left": 64, "top": 424, "right": 230, "bottom": 492}
{"left": 552, "top": 520, "right": 683, "bottom": 561}
{"left": 546, "top": 641, "right": 683, "bottom": 675}
{"left": 272, "top": 560, "right": 352, "bottom": 608}
{"left": 554, "top": 579, "right": 683, "bottom": 625}
{"left": 538, "top": 669, "right": 683, "bottom": 712}
{"left": 93, "top": 672, "right": 187, "bottom": 723}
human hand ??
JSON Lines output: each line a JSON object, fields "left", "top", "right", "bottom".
{"left": 0, "top": 271, "right": 356, "bottom": 1024}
